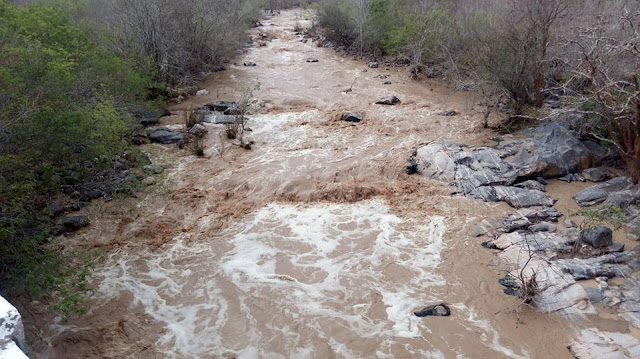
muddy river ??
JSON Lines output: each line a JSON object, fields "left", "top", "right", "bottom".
{"left": 36, "top": 9, "right": 575, "bottom": 359}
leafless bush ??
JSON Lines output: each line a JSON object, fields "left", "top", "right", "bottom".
{"left": 557, "top": 5, "right": 640, "bottom": 179}
{"left": 92, "top": 0, "right": 262, "bottom": 85}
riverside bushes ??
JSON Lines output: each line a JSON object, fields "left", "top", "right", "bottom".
{"left": 315, "top": 0, "right": 640, "bottom": 178}
{"left": 0, "top": 0, "right": 150, "bottom": 313}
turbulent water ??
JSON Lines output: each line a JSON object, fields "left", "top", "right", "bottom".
{"left": 38, "top": 9, "right": 575, "bottom": 359}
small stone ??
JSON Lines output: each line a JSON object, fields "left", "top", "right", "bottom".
{"left": 306, "top": 58, "right": 318, "bottom": 63}
{"left": 564, "top": 219, "right": 576, "bottom": 228}
{"left": 243, "top": 62, "right": 257, "bottom": 67}
{"left": 582, "top": 226, "right": 613, "bottom": 248}
{"left": 383, "top": 81, "right": 392, "bottom": 85}
{"left": 196, "top": 89, "right": 209, "bottom": 96}
{"left": 414, "top": 303, "right": 451, "bottom": 317}
{"left": 437, "top": 110, "right": 458, "bottom": 116}
{"left": 376, "top": 96, "right": 401, "bottom": 105}
{"left": 342, "top": 112, "right": 362, "bottom": 123}
{"left": 368, "top": 62, "right": 379, "bottom": 68}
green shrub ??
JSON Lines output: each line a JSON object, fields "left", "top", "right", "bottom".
{"left": 0, "top": 0, "right": 149, "bottom": 316}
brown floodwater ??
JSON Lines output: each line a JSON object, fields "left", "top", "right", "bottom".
{"left": 33, "top": 9, "right": 578, "bottom": 359}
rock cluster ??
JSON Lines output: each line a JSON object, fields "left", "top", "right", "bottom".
{"left": 412, "top": 120, "right": 640, "bottom": 357}
{"left": 409, "top": 121, "right": 609, "bottom": 209}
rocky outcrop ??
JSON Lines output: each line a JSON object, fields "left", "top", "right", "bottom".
{"left": 148, "top": 127, "right": 184, "bottom": 144}
{"left": 573, "top": 177, "right": 633, "bottom": 207}
{"left": 409, "top": 122, "right": 612, "bottom": 209}
{"left": 569, "top": 328, "right": 640, "bottom": 359}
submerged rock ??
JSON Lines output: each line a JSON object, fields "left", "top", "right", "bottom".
{"left": 376, "top": 96, "right": 401, "bottom": 105}
{"left": 306, "top": 58, "right": 319, "bottom": 63}
{"left": 414, "top": 303, "right": 451, "bottom": 317}
{"left": 206, "top": 101, "right": 236, "bottom": 112}
{"left": 243, "top": 62, "right": 257, "bottom": 67}
{"left": 342, "top": 112, "right": 362, "bottom": 123}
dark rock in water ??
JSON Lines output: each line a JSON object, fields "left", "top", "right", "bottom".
{"left": 206, "top": 101, "right": 236, "bottom": 112}
{"left": 514, "top": 180, "right": 545, "bottom": 192}
{"left": 437, "top": 110, "right": 458, "bottom": 116}
{"left": 481, "top": 241, "right": 499, "bottom": 249}
{"left": 243, "top": 62, "right": 257, "bottom": 67}
{"left": 148, "top": 127, "right": 184, "bottom": 144}
{"left": 368, "top": 62, "right": 379, "bottom": 68}
{"left": 342, "top": 112, "right": 362, "bottom": 123}
{"left": 383, "top": 81, "right": 392, "bottom": 85}
{"left": 498, "top": 275, "right": 521, "bottom": 297}
{"left": 582, "top": 226, "right": 613, "bottom": 248}
{"left": 306, "top": 58, "right": 319, "bottom": 63}
{"left": 559, "top": 173, "right": 585, "bottom": 182}
{"left": 583, "top": 168, "right": 608, "bottom": 182}
{"left": 494, "top": 186, "right": 556, "bottom": 208}
{"left": 573, "top": 177, "right": 631, "bottom": 207}
{"left": 62, "top": 215, "right": 89, "bottom": 231}
{"left": 414, "top": 303, "right": 451, "bottom": 317}
{"left": 376, "top": 96, "right": 401, "bottom": 105}
{"left": 406, "top": 157, "right": 418, "bottom": 175}
{"left": 161, "top": 108, "right": 171, "bottom": 117}
{"left": 536, "top": 177, "right": 548, "bottom": 185}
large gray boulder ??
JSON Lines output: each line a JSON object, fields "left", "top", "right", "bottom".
{"left": 573, "top": 177, "right": 631, "bottom": 207}
{"left": 148, "top": 127, "right": 184, "bottom": 144}
{"left": 528, "top": 122, "right": 593, "bottom": 177}
{"left": 581, "top": 226, "right": 613, "bottom": 248}
{"left": 494, "top": 186, "right": 556, "bottom": 208}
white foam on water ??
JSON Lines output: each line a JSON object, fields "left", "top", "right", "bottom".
{"left": 69, "top": 199, "right": 529, "bottom": 358}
